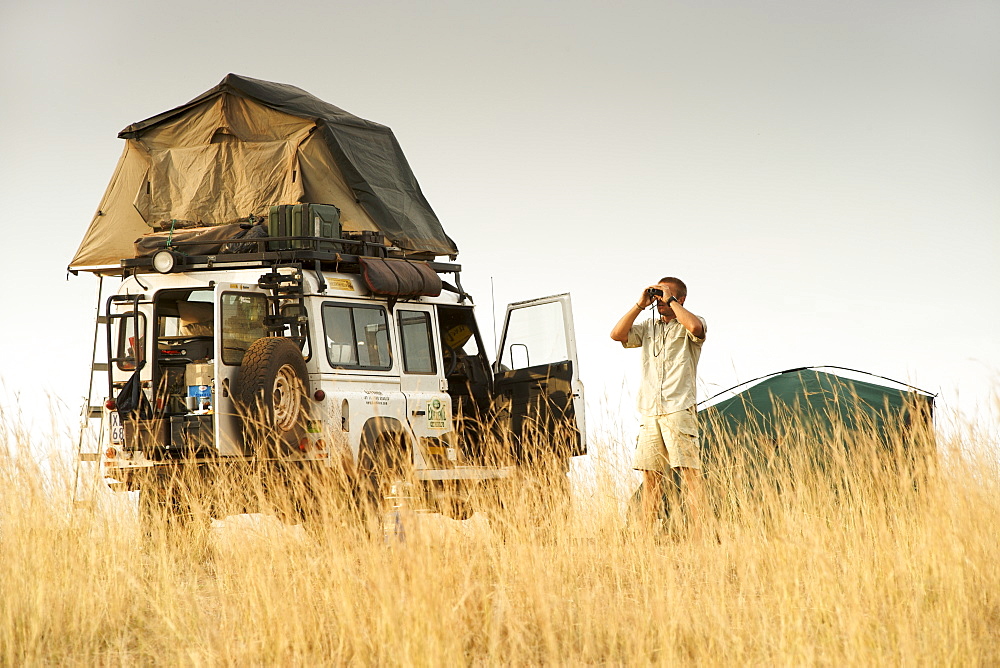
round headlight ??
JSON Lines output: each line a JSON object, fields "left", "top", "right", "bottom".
{"left": 151, "top": 250, "right": 178, "bottom": 273}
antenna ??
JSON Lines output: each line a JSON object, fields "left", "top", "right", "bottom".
{"left": 490, "top": 276, "right": 498, "bottom": 362}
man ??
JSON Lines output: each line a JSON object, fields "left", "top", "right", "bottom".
{"left": 610, "top": 277, "right": 707, "bottom": 536}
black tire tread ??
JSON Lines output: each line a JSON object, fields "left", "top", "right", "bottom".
{"left": 235, "top": 337, "right": 308, "bottom": 455}
{"left": 236, "top": 337, "right": 306, "bottom": 407}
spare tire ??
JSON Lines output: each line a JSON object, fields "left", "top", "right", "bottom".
{"left": 235, "top": 337, "right": 309, "bottom": 456}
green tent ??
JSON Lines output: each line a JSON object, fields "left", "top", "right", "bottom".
{"left": 629, "top": 368, "right": 935, "bottom": 529}
{"left": 698, "top": 367, "right": 935, "bottom": 468}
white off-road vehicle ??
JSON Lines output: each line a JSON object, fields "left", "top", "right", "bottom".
{"left": 86, "top": 240, "right": 584, "bottom": 521}
{"left": 69, "top": 74, "right": 585, "bottom": 523}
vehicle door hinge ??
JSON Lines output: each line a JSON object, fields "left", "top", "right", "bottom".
{"left": 439, "top": 378, "right": 449, "bottom": 391}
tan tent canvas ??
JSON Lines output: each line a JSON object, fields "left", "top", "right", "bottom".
{"left": 70, "top": 74, "right": 458, "bottom": 272}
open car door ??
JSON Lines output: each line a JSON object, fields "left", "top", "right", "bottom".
{"left": 214, "top": 281, "right": 273, "bottom": 456}
{"left": 493, "top": 293, "right": 586, "bottom": 462}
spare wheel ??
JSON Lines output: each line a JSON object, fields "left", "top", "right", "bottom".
{"left": 236, "top": 337, "right": 309, "bottom": 455}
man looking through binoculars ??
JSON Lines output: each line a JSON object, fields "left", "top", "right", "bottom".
{"left": 610, "top": 277, "right": 707, "bottom": 537}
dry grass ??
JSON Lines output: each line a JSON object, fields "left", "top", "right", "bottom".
{"left": 2, "top": 409, "right": 999, "bottom": 666}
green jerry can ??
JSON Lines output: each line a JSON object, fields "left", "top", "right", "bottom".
{"left": 267, "top": 204, "right": 342, "bottom": 251}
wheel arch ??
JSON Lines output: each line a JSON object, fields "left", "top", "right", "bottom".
{"left": 357, "top": 417, "right": 412, "bottom": 470}
{"left": 359, "top": 416, "right": 409, "bottom": 450}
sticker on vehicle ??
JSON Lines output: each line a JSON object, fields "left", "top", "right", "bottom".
{"left": 427, "top": 398, "right": 447, "bottom": 429}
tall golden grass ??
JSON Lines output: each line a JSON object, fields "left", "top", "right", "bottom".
{"left": 2, "top": 407, "right": 998, "bottom": 665}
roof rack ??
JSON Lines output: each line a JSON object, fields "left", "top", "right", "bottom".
{"left": 122, "top": 233, "right": 462, "bottom": 277}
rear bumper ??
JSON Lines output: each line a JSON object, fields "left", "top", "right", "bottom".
{"left": 415, "top": 466, "right": 513, "bottom": 481}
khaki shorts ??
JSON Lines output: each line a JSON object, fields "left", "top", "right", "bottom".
{"left": 633, "top": 408, "right": 702, "bottom": 472}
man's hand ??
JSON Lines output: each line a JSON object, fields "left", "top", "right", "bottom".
{"left": 612, "top": 285, "right": 660, "bottom": 342}
{"left": 638, "top": 285, "right": 661, "bottom": 310}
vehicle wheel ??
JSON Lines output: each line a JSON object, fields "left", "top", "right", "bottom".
{"left": 137, "top": 467, "right": 211, "bottom": 542}
{"left": 138, "top": 472, "right": 168, "bottom": 539}
{"left": 354, "top": 431, "right": 411, "bottom": 532}
{"left": 432, "top": 479, "right": 475, "bottom": 521}
{"left": 236, "top": 337, "right": 309, "bottom": 457}
{"left": 478, "top": 463, "right": 571, "bottom": 541}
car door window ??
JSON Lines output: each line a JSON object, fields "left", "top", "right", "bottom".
{"left": 220, "top": 292, "right": 268, "bottom": 365}
{"left": 398, "top": 310, "right": 436, "bottom": 374}
{"left": 499, "top": 300, "right": 568, "bottom": 371}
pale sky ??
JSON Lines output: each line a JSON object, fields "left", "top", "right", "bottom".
{"left": 1, "top": 0, "right": 997, "bottom": 447}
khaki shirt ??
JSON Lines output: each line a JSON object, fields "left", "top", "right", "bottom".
{"left": 625, "top": 316, "right": 707, "bottom": 416}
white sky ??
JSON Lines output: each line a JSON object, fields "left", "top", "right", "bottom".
{"left": 1, "top": 0, "right": 997, "bottom": 446}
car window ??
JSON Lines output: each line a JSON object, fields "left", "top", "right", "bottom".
{"left": 322, "top": 304, "right": 392, "bottom": 370}
{"left": 221, "top": 292, "right": 268, "bottom": 365}
{"left": 398, "top": 310, "right": 436, "bottom": 374}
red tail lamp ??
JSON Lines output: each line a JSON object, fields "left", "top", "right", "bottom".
{"left": 313, "top": 390, "right": 326, "bottom": 401}
{"left": 105, "top": 447, "right": 117, "bottom": 459}
{"left": 105, "top": 399, "right": 117, "bottom": 410}
{"left": 298, "top": 437, "right": 310, "bottom": 451}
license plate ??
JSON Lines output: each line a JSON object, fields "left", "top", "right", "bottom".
{"left": 109, "top": 410, "right": 124, "bottom": 445}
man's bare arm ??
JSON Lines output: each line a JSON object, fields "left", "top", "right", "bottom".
{"left": 610, "top": 288, "right": 656, "bottom": 343}
{"left": 610, "top": 304, "right": 643, "bottom": 343}
{"left": 669, "top": 300, "right": 706, "bottom": 339}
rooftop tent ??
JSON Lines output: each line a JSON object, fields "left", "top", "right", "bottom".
{"left": 698, "top": 367, "right": 935, "bottom": 466}
{"left": 69, "top": 74, "right": 458, "bottom": 272}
